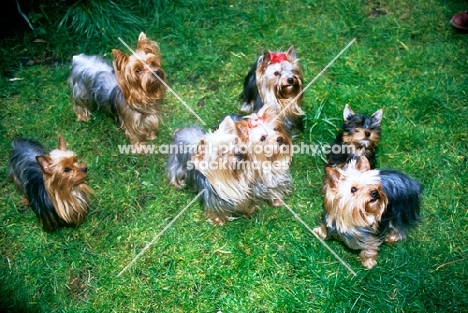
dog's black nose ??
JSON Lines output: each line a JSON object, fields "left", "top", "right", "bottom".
{"left": 277, "top": 136, "right": 284, "bottom": 143}
{"left": 370, "top": 190, "right": 379, "bottom": 199}
{"left": 81, "top": 167, "right": 88, "bottom": 174}
{"left": 365, "top": 131, "right": 371, "bottom": 137}
{"left": 287, "top": 77, "right": 294, "bottom": 84}
{"left": 235, "top": 152, "right": 246, "bottom": 161}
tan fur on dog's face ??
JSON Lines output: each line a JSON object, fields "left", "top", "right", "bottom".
{"left": 247, "top": 105, "right": 293, "bottom": 162}
{"left": 324, "top": 157, "right": 388, "bottom": 233}
{"left": 260, "top": 60, "right": 302, "bottom": 98}
{"left": 342, "top": 127, "right": 381, "bottom": 150}
{"left": 255, "top": 46, "right": 304, "bottom": 116}
{"left": 341, "top": 104, "right": 383, "bottom": 151}
{"left": 112, "top": 32, "right": 166, "bottom": 112}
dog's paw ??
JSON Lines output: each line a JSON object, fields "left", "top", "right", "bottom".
{"left": 313, "top": 225, "right": 327, "bottom": 239}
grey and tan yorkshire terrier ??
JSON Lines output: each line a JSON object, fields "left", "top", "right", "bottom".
{"left": 234, "top": 105, "right": 294, "bottom": 207}
{"left": 314, "top": 156, "right": 422, "bottom": 269}
{"left": 239, "top": 46, "right": 304, "bottom": 137}
{"left": 166, "top": 106, "right": 293, "bottom": 225}
{"left": 69, "top": 32, "right": 166, "bottom": 153}
{"left": 9, "top": 135, "right": 93, "bottom": 232}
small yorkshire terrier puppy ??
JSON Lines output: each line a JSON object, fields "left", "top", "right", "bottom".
{"left": 326, "top": 104, "right": 383, "bottom": 169}
{"left": 69, "top": 32, "right": 166, "bottom": 152}
{"left": 239, "top": 46, "right": 304, "bottom": 137}
{"left": 314, "top": 156, "right": 422, "bottom": 269}
{"left": 9, "top": 135, "right": 93, "bottom": 232}
{"left": 167, "top": 107, "right": 293, "bottom": 225}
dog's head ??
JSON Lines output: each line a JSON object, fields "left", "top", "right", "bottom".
{"left": 245, "top": 105, "right": 292, "bottom": 162}
{"left": 341, "top": 104, "right": 383, "bottom": 150}
{"left": 324, "top": 156, "right": 388, "bottom": 233}
{"left": 113, "top": 32, "right": 166, "bottom": 111}
{"left": 256, "top": 46, "right": 303, "bottom": 101}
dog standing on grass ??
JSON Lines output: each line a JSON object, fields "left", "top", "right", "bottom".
{"left": 69, "top": 32, "right": 166, "bottom": 153}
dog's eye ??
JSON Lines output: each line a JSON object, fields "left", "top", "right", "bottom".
{"left": 351, "top": 186, "right": 357, "bottom": 193}
{"left": 260, "top": 135, "right": 267, "bottom": 142}
{"left": 64, "top": 167, "right": 71, "bottom": 173}
{"left": 136, "top": 68, "right": 142, "bottom": 74}
{"left": 274, "top": 71, "right": 281, "bottom": 76}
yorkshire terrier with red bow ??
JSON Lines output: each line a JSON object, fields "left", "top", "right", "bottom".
{"left": 166, "top": 106, "right": 293, "bottom": 225}
{"left": 232, "top": 106, "right": 294, "bottom": 207}
{"left": 69, "top": 32, "right": 166, "bottom": 153}
{"left": 240, "top": 46, "right": 304, "bottom": 137}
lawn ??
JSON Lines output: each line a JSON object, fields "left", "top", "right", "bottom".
{"left": 0, "top": 0, "right": 467, "bottom": 312}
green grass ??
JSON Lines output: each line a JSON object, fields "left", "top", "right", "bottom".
{"left": 1, "top": 0, "right": 467, "bottom": 312}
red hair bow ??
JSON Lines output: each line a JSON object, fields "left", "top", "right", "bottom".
{"left": 269, "top": 53, "right": 288, "bottom": 63}
{"left": 247, "top": 115, "right": 265, "bottom": 128}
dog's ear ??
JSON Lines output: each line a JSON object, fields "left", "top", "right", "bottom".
{"left": 138, "top": 32, "right": 147, "bottom": 41}
{"left": 287, "top": 46, "right": 296, "bottom": 60}
{"left": 356, "top": 156, "right": 371, "bottom": 172}
{"left": 259, "top": 105, "right": 276, "bottom": 124}
{"left": 36, "top": 155, "right": 53, "bottom": 174}
{"left": 192, "top": 139, "right": 206, "bottom": 165}
{"left": 57, "top": 134, "right": 67, "bottom": 151}
{"left": 112, "top": 49, "right": 128, "bottom": 72}
{"left": 343, "top": 104, "right": 355, "bottom": 122}
{"left": 326, "top": 166, "right": 341, "bottom": 189}
{"left": 218, "top": 115, "right": 237, "bottom": 135}
{"left": 258, "top": 50, "right": 271, "bottom": 71}
{"left": 137, "top": 34, "right": 160, "bottom": 55}
{"left": 234, "top": 120, "right": 250, "bottom": 142}
{"left": 372, "top": 108, "right": 383, "bottom": 126}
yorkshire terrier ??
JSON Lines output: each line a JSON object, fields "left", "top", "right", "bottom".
{"left": 326, "top": 104, "right": 383, "bottom": 169}
{"left": 239, "top": 46, "right": 304, "bottom": 137}
{"left": 166, "top": 107, "right": 293, "bottom": 225}
{"left": 9, "top": 135, "right": 93, "bottom": 232}
{"left": 69, "top": 32, "right": 166, "bottom": 152}
{"left": 166, "top": 116, "right": 253, "bottom": 225}
{"left": 314, "top": 156, "right": 422, "bottom": 269}
{"left": 232, "top": 105, "right": 294, "bottom": 207}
